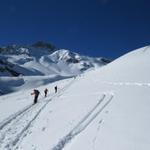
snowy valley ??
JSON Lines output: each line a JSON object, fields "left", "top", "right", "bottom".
{"left": 0, "top": 45, "right": 150, "bottom": 150}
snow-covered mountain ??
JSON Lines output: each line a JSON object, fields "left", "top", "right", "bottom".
{"left": 0, "top": 42, "right": 110, "bottom": 77}
{"left": 0, "top": 45, "right": 150, "bottom": 150}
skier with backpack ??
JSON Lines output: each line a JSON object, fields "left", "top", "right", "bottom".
{"left": 31, "top": 89, "right": 40, "bottom": 104}
{"left": 54, "top": 86, "right": 57, "bottom": 93}
{"left": 44, "top": 88, "right": 48, "bottom": 97}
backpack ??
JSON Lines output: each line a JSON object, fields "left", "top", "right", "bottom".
{"left": 34, "top": 90, "right": 40, "bottom": 95}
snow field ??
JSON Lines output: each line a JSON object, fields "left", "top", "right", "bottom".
{"left": 0, "top": 46, "right": 150, "bottom": 150}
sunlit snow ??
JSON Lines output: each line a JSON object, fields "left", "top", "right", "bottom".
{"left": 0, "top": 46, "right": 150, "bottom": 150}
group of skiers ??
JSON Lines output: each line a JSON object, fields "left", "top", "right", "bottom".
{"left": 31, "top": 86, "right": 58, "bottom": 104}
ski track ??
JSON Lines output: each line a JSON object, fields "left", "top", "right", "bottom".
{"left": 52, "top": 93, "right": 113, "bottom": 150}
{"left": 0, "top": 78, "right": 76, "bottom": 150}
{"left": 103, "top": 81, "right": 150, "bottom": 87}
{"left": 0, "top": 104, "right": 33, "bottom": 130}
{"left": 92, "top": 119, "right": 103, "bottom": 150}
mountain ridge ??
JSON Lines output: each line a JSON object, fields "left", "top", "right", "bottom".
{"left": 0, "top": 42, "right": 111, "bottom": 77}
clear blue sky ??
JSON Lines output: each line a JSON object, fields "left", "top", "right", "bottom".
{"left": 0, "top": 0, "right": 150, "bottom": 58}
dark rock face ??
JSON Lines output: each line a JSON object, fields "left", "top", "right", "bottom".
{"left": 0, "top": 59, "right": 21, "bottom": 77}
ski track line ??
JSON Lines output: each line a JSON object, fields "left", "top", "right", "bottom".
{"left": 70, "top": 94, "right": 106, "bottom": 132}
{"left": 0, "top": 101, "right": 49, "bottom": 146}
{"left": 103, "top": 81, "right": 150, "bottom": 87}
{"left": 0, "top": 96, "right": 49, "bottom": 131}
{"left": 0, "top": 98, "right": 54, "bottom": 149}
{"left": 0, "top": 78, "right": 76, "bottom": 150}
{"left": 0, "top": 104, "right": 33, "bottom": 130}
{"left": 52, "top": 94, "right": 113, "bottom": 150}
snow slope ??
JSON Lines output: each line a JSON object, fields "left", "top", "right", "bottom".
{"left": 0, "top": 46, "right": 150, "bottom": 150}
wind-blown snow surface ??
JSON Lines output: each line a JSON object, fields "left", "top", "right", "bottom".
{"left": 0, "top": 46, "right": 150, "bottom": 150}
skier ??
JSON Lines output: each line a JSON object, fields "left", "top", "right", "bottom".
{"left": 44, "top": 88, "right": 48, "bottom": 97}
{"left": 54, "top": 86, "right": 57, "bottom": 93}
{"left": 31, "top": 89, "right": 40, "bottom": 104}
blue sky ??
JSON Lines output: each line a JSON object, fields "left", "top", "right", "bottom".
{"left": 0, "top": 0, "right": 150, "bottom": 58}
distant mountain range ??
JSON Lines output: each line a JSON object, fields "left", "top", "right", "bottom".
{"left": 0, "top": 41, "right": 111, "bottom": 77}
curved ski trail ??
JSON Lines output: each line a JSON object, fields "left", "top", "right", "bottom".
{"left": 52, "top": 93, "right": 113, "bottom": 150}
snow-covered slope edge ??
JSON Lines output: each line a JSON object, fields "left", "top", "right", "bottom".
{"left": 91, "top": 45, "right": 150, "bottom": 82}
